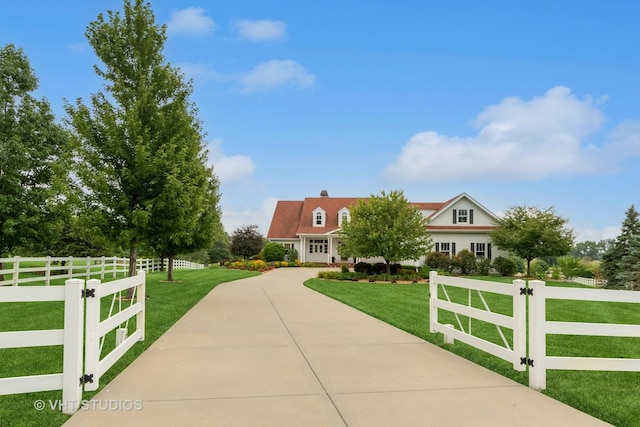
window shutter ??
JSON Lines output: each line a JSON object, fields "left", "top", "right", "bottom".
{"left": 488, "top": 243, "right": 492, "bottom": 260}
{"left": 470, "top": 209, "right": 474, "bottom": 224}
{"left": 452, "top": 209, "right": 457, "bottom": 224}
{"left": 435, "top": 242, "right": 440, "bottom": 252}
{"left": 470, "top": 243, "right": 475, "bottom": 253}
{"left": 452, "top": 242, "right": 456, "bottom": 255}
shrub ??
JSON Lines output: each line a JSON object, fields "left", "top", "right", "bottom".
{"left": 556, "top": 256, "right": 584, "bottom": 279}
{"left": 425, "top": 252, "right": 451, "bottom": 271}
{"left": 354, "top": 262, "right": 373, "bottom": 274}
{"left": 263, "top": 242, "right": 286, "bottom": 262}
{"left": 286, "top": 247, "right": 299, "bottom": 262}
{"left": 492, "top": 256, "right": 517, "bottom": 276}
{"left": 530, "top": 259, "right": 549, "bottom": 279}
{"left": 476, "top": 258, "right": 492, "bottom": 275}
{"left": 341, "top": 264, "right": 350, "bottom": 273}
{"left": 373, "top": 262, "right": 387, "bottom": 274}
{"left": 451, "top": 249, "right": 477, "bottom": 275}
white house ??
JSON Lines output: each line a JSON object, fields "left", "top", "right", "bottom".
{"left": 266, "top": 191, "right": 508, "bottom": 264}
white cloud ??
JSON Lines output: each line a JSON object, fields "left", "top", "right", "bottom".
{"left": 208, "top": 139, "right": 255, "bottom": 184}
{"left": 232, "top": 19, "right": 287, "bottom": 41}
{"left": 167, "top": 7, "right": 215, "bottom": 36}
{"left": 220, "top": 198, "right": 278, "bottom": 235}
{"left": 383, "top": 86, "right": 640, "bottom": 182}
{"left": 240, "top": 60, "right": 315, "bottom": 93}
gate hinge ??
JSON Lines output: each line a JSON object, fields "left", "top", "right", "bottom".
{"left": 80, "top": 373, "right": 94, "bottom": 385}
{"left": 520, "top": 357, "right": 534, "bottom": 367}
{"left": 82, "top": 288, "right": 96, "bottom": 298}
{"left": 519, "top": 287, "right": 533, "bottom": 296}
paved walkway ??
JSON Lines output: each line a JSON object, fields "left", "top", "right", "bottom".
{"left": 64, "top": 268, "right": 610, "bottom": 426}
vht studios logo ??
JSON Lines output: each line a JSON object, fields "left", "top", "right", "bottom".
{"left": 34, "top": 399, "right": 143, "bottom": 411}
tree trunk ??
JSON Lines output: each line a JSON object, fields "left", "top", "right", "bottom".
{"left": 526, "top": 257, "right": 532, "bottom": 278}
{"left": 386, "top": 261, "right": 391, "bottom": 275}
{"left": 167, "top": 254, "right": 174, "bottom": 282}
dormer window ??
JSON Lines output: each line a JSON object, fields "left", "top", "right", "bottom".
{"left": 312, "top": 207, "right": 326, "bottom": 227}
{"left": 458, "top": 209, "right": 468, "bottom": 223}
{"left": 338, "top": 207, "right": 351, "bottom": 226}
{"left": 452, "top": 208, "right": 474, "bottom": 224}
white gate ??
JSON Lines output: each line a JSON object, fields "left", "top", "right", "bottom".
{"left": 429, "top": 271, "right": 527, "bottom": 371}
{"left": 0, "top": 273, "right": 145, "bottom": 414}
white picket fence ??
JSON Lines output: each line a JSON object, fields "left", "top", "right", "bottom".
{"left": 0, "top": 256, "right": 205, "bottom": 286}
{"left": 0, "top": 272, "right": 146, "bottom": 414}
{"left": 429, "top": 272, "right": 640, "bottom": 392}
{"left": 571, "top": 276, "right": 607, "bottom": 287}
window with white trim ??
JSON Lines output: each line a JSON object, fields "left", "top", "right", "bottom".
{"left": 338, "top": 207, "right": 351, "bottom": 226}
{"left": 471, "top": 242, "right": 492, "bottom": 259}
{"left": 435, "top": 242, "right": 457, "bottom": 257}
{"left": 312, "top": 208, "right": 326, "bottom": 227}
{"left": 457, "top": 209, "right": 468, "bottom": 223}
{"left": 309, "top": 239, "right": 328, "bottom": 254}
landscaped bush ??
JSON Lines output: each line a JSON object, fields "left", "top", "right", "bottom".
{"left": 341, "top": 264, "right": 350, "bottom": 273}
{"left": 556, "top": 256, "right": 585, "bottom": 279}
{"left": 354, "top": 262, "right": 373, "bottom": 274}
{"left": 492, "top": 256, "right": 517, "bottom": 276}
{"left": 451, "top": 249, "right": 477, "bottom": 274}
{"left": 476, "top": 258, "right": 492, "bottom": 275}
{"left": 373, "top": 262, "right": 387, "bottom": 274}
{"left": 425, "top": 251, "right": 451, "bottom": 271}
{"left": 530, "top": 259, "right": 549, "bottom": 279}
{"left": 262, "top": 242, "right": 286, "bottom": 262}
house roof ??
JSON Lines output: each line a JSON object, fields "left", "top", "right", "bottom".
{"left": 266, "top": 193, "right": 497, "bottom": 239}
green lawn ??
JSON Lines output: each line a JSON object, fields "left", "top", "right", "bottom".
{"left": 305, "top": 277, "right": 640, "bottom": 427}
{"left": 0, "top": 268, "right": 258, "bottom": 427}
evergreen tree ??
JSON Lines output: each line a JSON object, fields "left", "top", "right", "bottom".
{"left": 616, "top": 235, "right": 640, "bottom": 290}
{"left": 601, "top": 205, "right": 640, "bottom": 288}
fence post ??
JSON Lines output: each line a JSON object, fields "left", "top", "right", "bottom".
{"left": 429, "top": 271, "right": 438, "bottom": 333}
{"left": 45, "top": 256, "right": 51, "bottom": 286}
{"left": 61, "top": 279, "right": 84, "bottom": 414}
{"left": 528, "top": 280, "right": 547, "bottom": 390}
{"left": 68, "top": 256, "right": 73, "bottom": 279}
{"left": 12, "top": 256, "right": 19, "bottom": 286}
{"left": 83, "top": 278, "right": 101, "bottom": 392}
{"left": 513, "top": 279, "right": 527, "bottom": 371}
{"left": 137, "top": 270, "right": 146, "bottom": 341}
{"left": 100, "top": 256, "right": 106, "bottom": 280}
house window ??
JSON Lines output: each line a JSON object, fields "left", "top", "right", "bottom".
{"left": 458, "top": 209, "right": 468, "bottom": 223}
{"left": 284, "top": 243, "right": 295, "bottom": 254}
{"left": 338, "top": 207, "right": 351, "bottom": 226}
{"left": 471, "top": 243, "right": 492, "bottom": 259}
{"left": 452, "top": 209, "right": 474, "bottom": 224}
{"left": 309, "top": 239, "right": 328, "bottom": 254}
{"left": 435, "top": 242, "right": 456, "bottom": 257}
{"left": 312, "top": 208, "right": 326, "bottom": 227}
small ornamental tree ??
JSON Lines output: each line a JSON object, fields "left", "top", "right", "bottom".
{"left": 340, "top": 190, "right": 433, "bottom": 274}
{"left": 229, "top": 225, "right": 264, "bottom": 260}
{"left": 489, "top": 205, "right": 574, "bottom": 277}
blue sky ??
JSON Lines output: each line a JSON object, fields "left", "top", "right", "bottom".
{"left": 2, "top": 0, "right": 639, "bottom": 242}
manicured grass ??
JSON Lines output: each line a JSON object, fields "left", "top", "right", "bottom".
{"left": 305, "top": 277, "right": 640, "bottom": 427}
{"left": 0, "top": 268, "right": 258, "bottom": 427}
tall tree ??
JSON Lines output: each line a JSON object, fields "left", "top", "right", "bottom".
{"left": 66, "top": 0, "right": 199, "bottom": 276}
{"left": 489, "top": 205, "right": 574, "bottom": 276}
{"left": 229, "top": 225, "right": 264, "bottom": 260}
{"left": 340, "top": 190, "right": 433, "bottom": 274}
{"left": 601, "top": 205, "right": 640, "bottom": 288}
{"left": 0, "top": 44, "right": 69, "bottom": 261}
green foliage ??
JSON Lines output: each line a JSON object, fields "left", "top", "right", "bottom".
{"left": 530, "top": 259, "right": 549, "bottom": 279}
{"left": 354, "top": 262, "right": 373, "bottom": 274}
{"left": 476, "top": 258, "right": 492, "bottom": 276}
{"left": 229, "top": 225, "right": 264, "bottom": 260}
{"left": 286, "top": 246, "right": 299, "bottom": 262}
{"left": 601, "top": 205, "right": 640, "bottom": 288}
{"left": 263, "top": 242, "right": 286, "bottom": 262}
{"left": 615, "top": 235, "right": 640, "bottom": 290}
{"left": 425, "top": 251, "right": 451, "bottom": 271}
{"left": 556, "top": 256, "right": 584, "bottom": 279}
{"left": 451, "top": 249, "right": 477, "bottom": 274}
{"left": 490, "top": 205, "right": 574, "bottom": 276}
{"left": 340, "top": 190, "right": 433, "bottom": 274}
{"left": 492, "top": 256, "right": 517, "bottom": 276}
{"left": 208, "top": 234, "right": 231, "bottom": 263}
{"left": 0, "top": 44, "right": 70, "bottom": 257}
{"left": 572, "top": 239, "right": 614, "bottom": 260}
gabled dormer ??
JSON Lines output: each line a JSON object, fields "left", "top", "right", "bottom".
{"left": 312, "top": 207, "right": 326, "bottom": 227}
{"left": 338, "top": 207, "right": 351, "bottom": 226}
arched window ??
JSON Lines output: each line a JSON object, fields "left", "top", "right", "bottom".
{"left": 312, "top": 208, "right": 326, "bottom": 227}
{"left": 338, "top": 207, "right": 351, "bottom": 226}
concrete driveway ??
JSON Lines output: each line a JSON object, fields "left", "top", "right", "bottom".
{"left": 63, "top": 267, "right": 610, "bottom": 426}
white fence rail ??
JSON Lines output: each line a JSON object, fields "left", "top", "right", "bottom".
{"left": 429, "top": 272, "right": 640, "bottom": 393}
{"left": 528, "top": 280, "right": 640, "bottom": 390}
{"left": 429, "top": 272, "right": 527, "bottom": 371}
{"left": 0, "top": 280, "right": 85, "bottom": 413}
{"left": 0, "top": 256, "right": 205, "bottom": 286}
{"left": 0, "top": 273, "right": 147, "bottom": 414}
{"left": 571, "top": 276, "right": 607, "bottom": 287}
